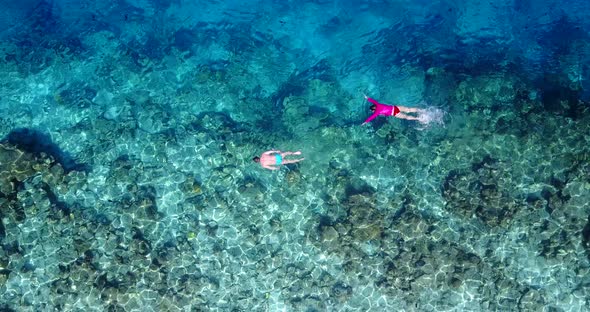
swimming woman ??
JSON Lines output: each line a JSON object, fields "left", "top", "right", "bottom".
{"left": 362, "top": 95, "right": 430, "bottom": 125}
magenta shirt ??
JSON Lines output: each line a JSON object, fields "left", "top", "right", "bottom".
{"left": 364, "top": 97, "right": 400, "bottom": 124}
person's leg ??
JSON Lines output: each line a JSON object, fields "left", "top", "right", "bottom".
{"left": 398, "top": 106, "right": 427, "bottom": 114}
{"left": 281, "top": 158, "right": 304, "bottom": 164}
{"left": 281, "top": 151, "right": 301, "bottom": 156}
{"left": 395, "top": 113, "right": 420, "bottom": 121}
{"left": 280, "top": 152, "right": 303, "bottom": 164}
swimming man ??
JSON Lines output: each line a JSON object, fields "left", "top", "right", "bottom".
{"left": 253, "top": 150, "right": 304, "bottom": 170}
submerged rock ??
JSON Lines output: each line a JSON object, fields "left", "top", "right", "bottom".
{"left": 0, "top": 142, "right": 80, "bottom": 223}
{"left": 0, "top": 143, "right": 41, "bottom": 196}
{"left": 442, "top": 155, "right": 523, "bottom": 227}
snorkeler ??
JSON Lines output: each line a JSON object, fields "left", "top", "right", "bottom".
{"left": 362, "top": 95, "right": 429, "bottom": 125}
{"left": 253, "top": 150, "right": 304, "bottom": 170}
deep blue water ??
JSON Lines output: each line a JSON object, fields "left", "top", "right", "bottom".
{"left": 0, "top": 0, "right": 589, "bottom": 311}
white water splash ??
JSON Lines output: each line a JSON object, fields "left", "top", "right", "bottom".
{"left": 417, "top": 107, "right": 446, "bottom": 130}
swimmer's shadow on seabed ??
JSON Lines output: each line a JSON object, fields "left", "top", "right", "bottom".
{"left": 1, "top": 128, "right": 90, "bottom": 173}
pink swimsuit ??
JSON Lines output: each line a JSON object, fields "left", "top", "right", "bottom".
{"left": 364, "top": 97, "right": 400, "bottom": 124}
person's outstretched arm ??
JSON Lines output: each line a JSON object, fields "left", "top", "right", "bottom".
{"left": 366, "top": 97, "right": 380, "bottom": 105}
{"left": 363, "top": 112, "right": 379, "bottom": 125}
{"left": 263, "top": 150, "right": 280, "bottom": 155}
{"left": 363, "top": 95, "right": 380, "bottom": 124}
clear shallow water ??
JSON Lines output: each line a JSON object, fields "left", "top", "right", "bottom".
{"left": 0, "top": 0, "right": 589, "bottom": 311}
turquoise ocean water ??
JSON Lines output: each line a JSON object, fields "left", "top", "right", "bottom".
{"left": 1, "top": 0, "right": 590, "bottom": 311}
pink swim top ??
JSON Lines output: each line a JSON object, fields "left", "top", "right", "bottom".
{"left": 364, "top": 97, "right": 400, "bottom": 124}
